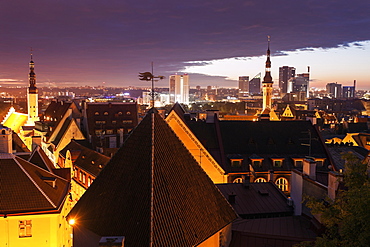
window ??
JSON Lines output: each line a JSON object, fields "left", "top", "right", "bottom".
{"left": 273, "top": 160, "right": 282, "bottom": 167}
{"left": 275, "top": 177, "right": 289, "bottom": 192}
{"left": 106, "top": 129, "right": 114, "bottom": 135}
{"left": 233, "top": 177, "right": 243, "bottom": 183}
{"left": 95, "top": 121, "right": 106, "bottom": 125}
{"left": 79, "top": 171, "right": 82, "bottom": 181}
{"left": 88, "top": 177, "right": 92, "bottom": 187}
{"left": 104, "top": 111, "right": 109, "bottom": 115}
{"left": 82, "top": 173, "right": 86, "bottom": 184}
{"left": 118, "top": 111, "right": 123, "bottom": 115}
{"left": 94, "top": 111, "right": 99, "bottom": 116}
{"left": 126, "top": 111, "right": 131, "bottom": 115}
{"left": 122, "top": 120, "right": 133, "bottom": 124}
{"left": 19, "top": 220, "right": 32, "bottom": 237}
{"left": 315, "top": 158, "right": 325, "bottom": 167}
{"left": 112, "top": 120, "right": 117, "bottom": 124}
{"left": 294, "top": 160, "right": 303, "bottom": 167}
{"left": 231, "top": 159, "right": 242, "bottom": 167}
{"left": 252, "top": 160, "right": 261, "bottom": 166}
{"left": 254, "top": 177, "right": 267, "bottom": 183}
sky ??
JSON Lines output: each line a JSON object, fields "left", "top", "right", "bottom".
{"left": 0, "top": 0, "right": 369, "bottom": 89}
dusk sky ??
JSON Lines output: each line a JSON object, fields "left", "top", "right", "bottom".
{"left": 1, "top": 0, "right": 369, "bottom": 89}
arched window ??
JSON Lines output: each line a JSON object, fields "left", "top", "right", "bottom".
{"left": 233, "top": 177, "right": 243, "bottom": 183}
{"left": 275, "top": 177, "right": 289, "bottom": 192}
{"left": 254, "top": 177, "right": 267, "bottom": 183}
{"left": 104, "top": 111, "right": 109, "bottom": 115}
{"left": 95, "top": 111, "right": 99, "bottom": 116}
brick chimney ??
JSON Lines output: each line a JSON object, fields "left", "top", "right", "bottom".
{"left": 303, "top": 158, "right": 316, "bottom": 180}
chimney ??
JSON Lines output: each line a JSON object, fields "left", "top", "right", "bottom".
{"left": 303, "top": 158, "right": 316, "bottom": 180}
{"left": 99, "top": 236, "right": 125, "bottom": 247}
{"left": 32, "top": 136, "right": 42, "bottom": 151}
{"left": 328, "top": 171, "right": 344, "bottom": 200}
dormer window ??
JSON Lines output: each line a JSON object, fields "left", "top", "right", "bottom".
{"left": 315, "top": 158, "right": 325, "bottom": 167}
{"left": 272, "top": 158, "right": 284, "bottom": 167}
{"left": 292, "top": 158, "right": 304, "bottom": 167}
{"left": 231, "top": 159, "right": 243, "bottom": 167}
{"left": 255, "top": 177, "right": 267, "bottom": 183}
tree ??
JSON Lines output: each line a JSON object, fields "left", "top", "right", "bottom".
{"left": 299, "top": 153, "right": 370, "bottom": 247}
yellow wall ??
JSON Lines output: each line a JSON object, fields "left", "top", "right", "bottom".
{"left": 166, "top": 111, "right": 227, "bottom": 184}
{"left": 0, "top": 200, "right": 73, "bottom": 247}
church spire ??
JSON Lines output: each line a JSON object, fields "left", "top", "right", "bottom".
{"left": 263, "top": 36, "right": 272, "bottom": 83}
{"left": 262, "top": 36, "right": 273, "bottom": 112}
{"left": 29, "top": 48, "right": 37, "bottom": 92}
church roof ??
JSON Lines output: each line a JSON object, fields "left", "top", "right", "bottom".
{"left": 0, "top": 154, "right": 70, "bottom": 216}
{"left": 68, "top": 109, "right": 237, "bottom": 246}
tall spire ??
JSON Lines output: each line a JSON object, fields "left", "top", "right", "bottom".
{"left": 29, "top": 48, "right": 37, "bottom": 92}
{"left": 263, "top": 36, "right": 272, "bottom": 83}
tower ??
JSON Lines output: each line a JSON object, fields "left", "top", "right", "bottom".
{"left": 169, "top": 74, "right": 189, "bottom": 104}
{"left": 262, "top": 37, "right": 273, "bottom": 110}
{"left": 26, "top": 51, "right": 39, "bottom": 126}
{"left": 0, "top": 125, "right": 12, "bottom": 153}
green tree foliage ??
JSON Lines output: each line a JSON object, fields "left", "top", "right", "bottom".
{"left": 299, "top": 153, "right": 370, "bottom": 247}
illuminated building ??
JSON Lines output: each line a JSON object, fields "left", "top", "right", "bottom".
{"left": 238, "top": 76, "right": 249, "bottom": 92}
{"left": 169, "top": 74, "right": 189, "bottom": 104}
{"left": 326, "top": 82, "right": 342, "bottom": 98}
{"left": 262, "top": 38, "right": 273, "bottom": 111}
{"left": 25, "top": 53, "right": 39, "bottom": 126}
{"left": 279, "top": 66, "right": 295, "bottom": 94}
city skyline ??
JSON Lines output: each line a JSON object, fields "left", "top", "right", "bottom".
{"left": 1, "top": 0, "right": 369, "bottom": 89}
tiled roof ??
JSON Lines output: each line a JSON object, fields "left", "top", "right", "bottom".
{"left": 44, "top": 101, "right": 72, "bottom": 122}
{"left": 51, "top": 118, "right": 72, "bottom": 147}
{"left": 0, "top": 154, "right": 70, "bottom": 215}
{"left": 12, "top": 132, "right": 30, "bottom": 152}
{"left": 186, "top": 120, "right": 330, "bottom": 173}
{"left": 327, "top": 145, "right": 369, "bottom": 171}
{"left": 216, "top": 182, "right": 293, "bottom": 218}
{"left": 60, "top": 140, "right": 110, "bottom": 177}
{"left": 28, "top": 145, "right": 55, "bottom": 172}
{"left": 2, "top": 112, "right": 28, "bottom": 133}
{"left": 68, "top": 109, "right": 237, "bottom": 246}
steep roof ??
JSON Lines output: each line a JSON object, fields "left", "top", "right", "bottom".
{"left": 68, "top": 109, "right": 237, "bottom": 246}
{"left": 0, "top": 153, "right": 70, "bottom": 215}
{"left": 28, "top": 145, "right": 55, "bottom": 172}
{"left": 60, "top": 140, "right": 110, "bottom": 177}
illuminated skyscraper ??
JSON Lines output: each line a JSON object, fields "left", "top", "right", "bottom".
{"left": 326, "top": 82, "right": 342, "bottom": 98}
{"left": 279, "top": 66, "right": 295, "bottom": 94}
{"left": 238, "top": 76, "right": 249, "bottom": 92}
{"left": 249, "top": 73, "right": 261, "bottom": 94}
{"left": 169, "top": 74, "right": 189, "bottom": 104}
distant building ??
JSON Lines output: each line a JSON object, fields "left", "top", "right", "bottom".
{"left": 249, "top": 73, "right": 261, "bottom": 94}
{"left": 343, "top": 86, "right": 355, "bottom": 99}
{"left": 169, "top": 74, "right": 189, "bottom": 104}
{"left": 326, "top": 82, "right": 342, "bottom": 98}
{"left": 262, "top": 38, "right": 273, "bottom": 111}
{"left": 238, "top": 76, "right": 249, "bottom": 92}
{"left": 279, "top": 66, "right": 295, "bottom": 94}
{"left": 293, "top": 73, "right": 310, "bottom": 99}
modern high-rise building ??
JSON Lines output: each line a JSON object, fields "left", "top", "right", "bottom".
{"left": 279, "top": 66, "right": 295, "bottom": 94}
{"left": 169, "top": 74, "right": 189, "bottom": 104}
{"left": 238, "top": 76, "right": 249, "bottom": 92}
{"left": 326, "top": 82, "right": 342, "bottom": 98}
{"left": 293, "top": 73, "right": 310, "bottom": 99}
{"left": 249, "top": 73, "right": 261, "bottom": 94}
{"left": 343, "top": 86, "right": 355, "bottom": 98}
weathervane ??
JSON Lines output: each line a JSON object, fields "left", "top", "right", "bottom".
{"left": 139, "top": 62, "right": 164, "bottom": 108}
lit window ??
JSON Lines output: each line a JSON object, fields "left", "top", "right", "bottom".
{"left": 88, "top": 177, "right": 92, "bottom": 187}
{"left": 112, "top": 120, "right": 117, "bottom": 124}
{"left": 94, "top": 112, "right": 99, "bottom": 116}
{"left": 294, "top": 160, "right": 303, "bottom": 167}
{"left": 118, "top": 112, "right": 123, "bottom": 115}
{"left": 254, "top": 177, "right": 267, "bottom": 183}
{"left": 104, "top": 111, "right": 109, "bottom": 115}
{"left": 106, "top": 129, "right": 113, "bottom": 134}
{"left": 79, "top": 171, "right": 82, "bottom": 181}
{"left": 126, "top": 111, "right": 131, "bottom": 115}
{"left": 275, "top": 177, "right": 289, "bottom": 192}
{"left": 122, "top": 120, "right": 133, "bottom": 124}
{"left": 19, "top": 220, "right": 32, "bottom": 238}
{"left": 82, "top": 173, "right": 86, "bottom": 184}
{"left": 233, "top": 177, "right": 243, "bottom": 183}
{"left": 95, "top": 120, "right": 106, "bottom": 125}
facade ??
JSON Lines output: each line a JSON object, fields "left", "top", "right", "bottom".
{"left": 169, "top": 74, "right": 189, "bottom": 104}
{"left": 238, "top": 76, "right": 249, "bottom": 92}
{"left": 292, "top": 73, "right": 310, "bottom": 99}
{"left": 249, "top": 73, "right": 261, "bottom": 94}
{"left": 0, "top": 128, "right": 73, "bottom": 247}
{"left": 326, "top": 82, "right": 342, "bottom": 98}
{"left": 279, "top": 66, "right": 295, "bottom": 94}
{"left": 81, "top": 102, "right": 138, "bottom": 152}
{"left": 343, "top": 86, "right": 355, "bottom": 98}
